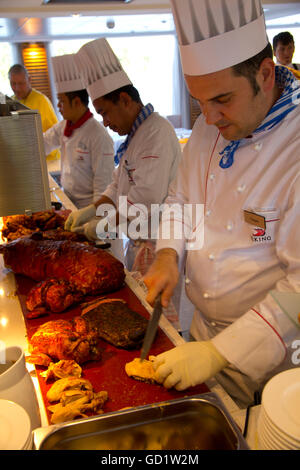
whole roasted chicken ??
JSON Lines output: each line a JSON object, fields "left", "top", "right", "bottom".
{"left": 0, "top": 237, "right": 125, "bottom": 315}
{"left": 27, "top": 318, "right": 101, "bottom": 366}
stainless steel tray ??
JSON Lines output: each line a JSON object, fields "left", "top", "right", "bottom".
{"left": 33, "top": 392, "right": 248, "bottom": 450}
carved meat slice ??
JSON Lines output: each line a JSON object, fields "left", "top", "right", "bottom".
{"left": 125, "top": 357, "right": 157, "bottom": 384}
{"left": 40, "top": 360, "right": 82, "bottom": 381}
{"left": 47, "top": 377, "right": 93, "bottom": 402}
{"left": 48, "top": 390, "right": 108, "bottom": 425}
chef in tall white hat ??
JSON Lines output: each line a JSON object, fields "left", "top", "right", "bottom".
{"left": 44, "top": 53, "right": 114, "bottom": 209}
{"left": 65, "top": 38, "right": 182, "bottom": 276}
{"left": 144, "top": 0, "right": 300, "bottom": 407}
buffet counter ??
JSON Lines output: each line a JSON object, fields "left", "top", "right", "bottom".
{"left": 0, "top": 173, "right": 258, "bottom": 449}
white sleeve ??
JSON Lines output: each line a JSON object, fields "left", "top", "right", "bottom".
{"left": 124, "top": 123, "right": 181, "bottom": 220}
{"left": 156, "top": 138, "right": 195, "bottom": 260}
{"left": 43, "top": 121, "right": 63, "bottom": 155}
{"left": 102, "top": 165, "right": 121, "bottom": 204}
{"left": 90, "top": 127, "right": 115, "bottom": 202}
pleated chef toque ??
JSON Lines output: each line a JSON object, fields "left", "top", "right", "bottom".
{"left": 170, "top": 0, "right": 268, "bottom": 75}
{"left": 74, "top": 38, "right": 132, "bottom": 102}
{"left": 52, "top": 53, "right": 85, "bottom": 93}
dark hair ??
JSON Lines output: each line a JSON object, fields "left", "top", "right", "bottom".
{"left": 102, "top": 84, "right": 142, "bottom": 104}
{"left": 273, "top": 32, "right": 295, "bottom": 51}
{"left": 232, "top": 43, "right": 273, "bottom": 95}
{"left": 65, "top": 89, "right": 89, "bottom": 107}
{"left": 8, "top": 64, "right": 29, "bottom": 78}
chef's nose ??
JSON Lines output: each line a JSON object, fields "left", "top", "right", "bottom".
{"left": 102, "top": 116, "right": 109, "bottom": 127}
{"left": 202, "top": 103, "right": 223, "bottom": 126}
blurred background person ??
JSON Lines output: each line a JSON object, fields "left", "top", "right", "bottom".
{"left": 273, "top": 31, "right": 300, "bottom": 78}
{"left": 43, "top": 54, "right": 114, "bottom": 209}
{"left": 8, "top": 63, "right": 60, "bottom": 162}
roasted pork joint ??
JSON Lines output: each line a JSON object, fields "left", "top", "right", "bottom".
{"left": 0, "top": 238, "right": 125, "bottom": 296}
{"left": 0, "top": 237, "right": 125, "bottom": 315}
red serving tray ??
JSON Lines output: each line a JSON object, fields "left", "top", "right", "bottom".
{"left": 15, "top": 274, "right": 209, "bottom": 424}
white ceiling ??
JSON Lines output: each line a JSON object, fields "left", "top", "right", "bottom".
{"left": 0, "top": 0, "right": 171, "bottom": 17}
{"left": 0, "top": 0, "right": 299, "bottom": 18}
{"left": 1, "top": 1, "right": 300, "bottom": 42}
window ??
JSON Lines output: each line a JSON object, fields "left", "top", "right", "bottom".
{"left": 51, "top": 34, "right": 176, "bottom": 118}
{"left": 0, "top": 42, "right": 13, "bottom": 97}
{"left": 108, "top": 35, "right": 176, "bottom": 117}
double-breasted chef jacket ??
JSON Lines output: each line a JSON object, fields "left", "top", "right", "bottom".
{"left": 157, "top": 105, "right": 300, "bottom": 404}
{"left": 102, "top": 111, "right": 182, "bottom": 240}
{"left": 44, "top": 117, "right": 114, "bottom": 209}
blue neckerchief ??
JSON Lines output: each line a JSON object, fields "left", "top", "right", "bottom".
{"left": 219, "top": 66, "right": 300, "bottom": 169}
{"left": 114, "top": 103, "right": 154, "bottom": 166}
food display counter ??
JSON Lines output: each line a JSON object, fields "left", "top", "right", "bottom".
{"left": 0, "top": 173, "right": 257, "bottom": 450}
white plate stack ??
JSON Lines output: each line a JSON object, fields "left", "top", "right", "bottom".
{"left": 257, "top": 368, "right": 300, "bottom": 450}
{"left": 0, "top": 399, "right": 32, "bottom": 450}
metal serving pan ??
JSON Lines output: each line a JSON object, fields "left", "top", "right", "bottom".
{"left": 33, "top": 392, "right": 249, "bottom": 450}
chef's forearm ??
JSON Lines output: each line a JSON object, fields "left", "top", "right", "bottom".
{"left": 94, "top": 195, "right": 116, "bottom": 210}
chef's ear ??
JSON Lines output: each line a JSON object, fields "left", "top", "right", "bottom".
{"left": 72, "top": 95, "right": 82, "bottom": 108}
{"left": 118, "top": 91, "right": 131, "bottom": 107}
{"left": 258, "top": 57, "right": 275, "bottom": 93}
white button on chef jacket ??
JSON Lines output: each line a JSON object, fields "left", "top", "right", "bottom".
{"left": 254, "top": 142, "right": 263, "bottom": 151}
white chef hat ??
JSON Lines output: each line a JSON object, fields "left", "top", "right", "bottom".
{"left": 170, "top": 0, "right": 268, "bottom": 75}
{"left": 74, "top": 38, "right": 132, "bottom": 102}
{"left": 52, "top": 53, "right": 85, "bottom": 93}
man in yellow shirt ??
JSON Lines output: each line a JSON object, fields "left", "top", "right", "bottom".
{"left": 8, "top": 63, "right": 60, "bottom": 161}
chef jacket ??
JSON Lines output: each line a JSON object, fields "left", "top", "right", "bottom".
{"left": 102, "top": 112, "right": 182, "bottom": 239}
{"left": 44, "top": 117, "right": 114, "bottom": 208}
{"left": 156, "top": 107, "right": 300, "bottom": 388}
{"left": 15, "top": 88, "right": 60, "bottom": 161}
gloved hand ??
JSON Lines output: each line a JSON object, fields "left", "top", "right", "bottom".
{"left": 152, "top": 341, "right": 229, "bottom": 390}
{"left": 64, "top": 204, "right": 96, "bottom": 231}
{"left": 74, "top": 218, "right": 99, "bottom": 241}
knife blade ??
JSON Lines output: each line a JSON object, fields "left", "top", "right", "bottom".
{"left": 140, "top": 294, "right": 162, "bottom": 361}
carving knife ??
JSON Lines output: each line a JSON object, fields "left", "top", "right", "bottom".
{"left": 140, "top": 294, "right": 162, "bottom": 361}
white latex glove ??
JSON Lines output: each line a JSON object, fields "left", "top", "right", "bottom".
{"left": 73, "top": 217, "right": 115, "bottom": 242}
{"left": 64, "top": 204, "right": 96, "bottom": 231}
{"left": 76, "top": 218, "right": 99, "bottom": 242}
{"left": 152, "top": 341, "right": 229, "bottom": 390}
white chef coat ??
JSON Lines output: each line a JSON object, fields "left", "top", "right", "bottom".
{"left": 102, "top": 112, "right": 182, "bottom": 265}
{"left": 44, "top": 117, "right": 114, "bottom": 208}
{"left": 157, "top": 108, "right": 300, "bottom": 405}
